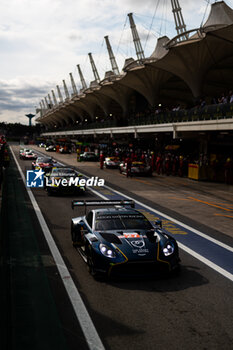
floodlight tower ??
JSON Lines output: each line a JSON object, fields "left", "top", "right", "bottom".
{"left": 25, "top": 113, "right": 35, "bottom": 126}
{"left": 63, "top": 80, "right": 70, "bottom": 100}
{"left": 171, "top": 0, "right": 188, "bottom": 40}
{"left": 88, "top": 53, "right": 100, "bottom": 83}
{"left": 104, "top": 36, "right": 120, "bottom": 75}
{"left": 77, "top": 64, "right": 87, "bottom": 91}
{"left": 128, "top": 13, "right": 145, "bottom": 61}
{"left": 69, "top": 72, "right": 78, "bottom": 95}
{"left": 56, "top": 85, "right": 63, "bottom": 103}
{"left": 51, "top": 90, "right": 58, "bottom": 106}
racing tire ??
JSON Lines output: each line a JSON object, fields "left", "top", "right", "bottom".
{"left": 71, "top": 224, "right": 76, "bottom": 246}
{"left": 87, "top": 253, "right": 96, "bottom": 276}
{"left": 86, "top": 246, "right": 105, "bottom": 280}
{"left": 71, "top": 223, "right": 82, "bottom": 248}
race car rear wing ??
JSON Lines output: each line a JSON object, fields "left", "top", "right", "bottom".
{"left": 72, "top": 199, "right": 135, "bottom": 211}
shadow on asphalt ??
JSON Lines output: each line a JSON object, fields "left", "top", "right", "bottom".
{"left": 107, "top": 265, "right": 208, "bottom": 292}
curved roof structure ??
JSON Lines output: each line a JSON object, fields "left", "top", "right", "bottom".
{"left": 204, "top": 1, "right": 233, "bottom": 28}
{"left": 36, "top": 1, "right": 233, "bottom": 128}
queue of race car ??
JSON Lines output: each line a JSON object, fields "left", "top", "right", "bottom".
{"left": 18, "top": 144, "right": 181, "bottom": 279}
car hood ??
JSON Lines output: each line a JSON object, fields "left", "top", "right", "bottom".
{"left": 96, "top": 229, "right": 160, "bottom": 259}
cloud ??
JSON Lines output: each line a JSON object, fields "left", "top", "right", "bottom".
{"left": 0, "top": 79, "right": 55, "bottom": 123}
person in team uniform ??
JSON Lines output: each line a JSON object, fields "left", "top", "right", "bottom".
{"left": 100, "top": 152, "right": 104, "bottom": 170}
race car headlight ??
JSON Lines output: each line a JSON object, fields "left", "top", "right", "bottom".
{"left": 163, "top": 242, "right": 174, "bottom": 256}
{"left": 99, "top": 243, "right": 116, "bottom": 259}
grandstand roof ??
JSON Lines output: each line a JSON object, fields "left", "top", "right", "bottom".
{"left": 37, "top": 1, "right": 233, "bottom": 127}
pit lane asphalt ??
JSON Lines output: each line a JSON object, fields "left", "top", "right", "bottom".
{"left": 12, "top": 145, "right": 233, "bottom": 350}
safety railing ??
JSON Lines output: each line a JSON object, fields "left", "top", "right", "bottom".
{"left": 47, "top": 103, "right": 233, "bottom": 132}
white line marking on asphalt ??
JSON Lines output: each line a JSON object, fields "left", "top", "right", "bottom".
{"left": 178, "top": 242, "right": 233, "bottom": 282}
{"left": 10, "top": 146, "right": 105, "bottom": 350}
{"left": 33, "top": 148, "right": 233, "bottom": 281}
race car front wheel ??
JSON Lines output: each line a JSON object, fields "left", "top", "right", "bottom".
{"left": 86, "top": 246, "right": 105, "bottom": 280}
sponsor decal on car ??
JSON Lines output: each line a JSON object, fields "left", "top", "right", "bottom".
{"left": 130, "top": 240, "right": 145, "bottom": 248}
{"left": 123, "top": 232, "right": 140, "bottom": 238}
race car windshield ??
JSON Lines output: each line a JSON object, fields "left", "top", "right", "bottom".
{"left": 39, "top": 157, "right": 52, "bottom": 163}
{"left": 95, "top": 214, "right": 153, "bottom": 231}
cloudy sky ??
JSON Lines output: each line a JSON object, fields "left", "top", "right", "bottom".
{"left": 0, "top": 0, "right": 232, "bottom": 124}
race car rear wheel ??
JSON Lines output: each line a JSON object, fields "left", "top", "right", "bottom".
{"left": 87, "top": 254, "right": 96, "bottom": 276}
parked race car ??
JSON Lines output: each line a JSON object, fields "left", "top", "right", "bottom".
{"left": 31, "top": 156, "right": 56, "bottom": 173}
{"left": 45, "top": 166, "right": 86, "bottom": 195}
{"left": 71, "top": 200, "right": 180, "bottom": 279}
{"left": 38, "top": 143, "right": 46, "bottom": 148}
{"left": 59, "top": 146, "right": 71, "bottom": 154}
{"left": 104, "top": 156, "right": 120, "bottom": 168}
{"left": 20, "top": 149, "right": 37, "bottom": 160}
{"left": 119, "top": 161, "right": 152, "bottom": 176}
{"left": 45, "top": 145, "right": 56, "bottom": 152}
{"left": 80, "top": 152, "right": 98, "bottom": 161}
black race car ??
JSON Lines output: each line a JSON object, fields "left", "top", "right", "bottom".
{"left": 46, "top": 145, "right": 56, "bottom": 152}
{"left": 80, "top": 152, "right": 98, "bottom": 161}
{"left": 119, "top": 161, "right": 152, "bottom": 176}
{"left": 59, "top": 146, "right": 71, "bottom": 154}
{"left": 45, "top": 166, "right": 86, "bottom": 195}
{"left": 71, "top": 200, "right": 180, "bottom": 279}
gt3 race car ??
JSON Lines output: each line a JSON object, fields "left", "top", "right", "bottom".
{"left": 71, "top": 200, "right": 180, "bottom": 279}
{"left": 119, "top": 161, "right": 152, "bottom": 176}
{"left": 45, "top": 145, "right": 56, "bottom": 152}
{"left": 59, "top": 146, "right": 71, "bottom": 154}
{"left": 80, "top": 152, "right": 99, "bottom": 161}
{"left": 20, "top": 148, "right": 31, "bottom": 155}
{"left": 45, "top": 166, "right": 86, "bottom": 195}
{"left": 20, "top": 150, "right": 37, "bottom": 160}
{"left": 31, "top": 156, "right": 56, "bottom": 173}
{"left": 104, "top": 156, "right": 120, "bottom": 168}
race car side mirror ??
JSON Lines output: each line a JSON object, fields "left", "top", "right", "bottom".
{"left": 155, "top": 220, "right": 162, "bottom": 228}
